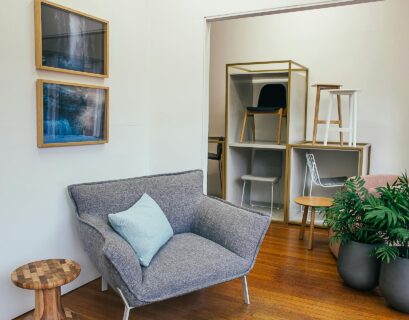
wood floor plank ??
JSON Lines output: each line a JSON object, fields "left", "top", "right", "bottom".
{"left": 15, "top": 223, "right": 408, "bottom": 319}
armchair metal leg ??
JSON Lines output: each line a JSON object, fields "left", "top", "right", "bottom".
{"left": 118, "top": 288, "right": 134, "bottom": 320}
{"left": 101, "top": 277, "right": 108, "bottom": 292}
{"left": 242, "top": 276, "right": 250, "bottom": 305}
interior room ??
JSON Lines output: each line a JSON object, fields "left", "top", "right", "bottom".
{"left": 2, "top": 0, "right": 409, "bottom": 319}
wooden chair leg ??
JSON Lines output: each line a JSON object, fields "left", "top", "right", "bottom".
{"left": 337, "top": 94, "right": 343, "bottom": 145}
{"left": 240, "top": 111, "right": 248, "bottom": 143}
{"left": 250, "top": 115, "right": 255, "bottom": 142}
{"left": 299, "top": 205, "right": 309, "bottom": 240}
{"left": 308, "top": 207, "right": 316, "bottom": 250}
{"left": 312, "top": 87, "right": 321, "bottom": 144}
{"left": 277, "top": 109, "right": 283, "bottom": 145}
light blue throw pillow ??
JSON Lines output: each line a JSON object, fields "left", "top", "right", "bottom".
{"left": 108, "top": 193, "right": 174, "bottom": 267}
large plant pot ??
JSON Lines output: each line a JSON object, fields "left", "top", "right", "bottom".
{"left": 337, "top": 241, "right": 380, "bottom": 290}
{"left": 380, "top": 257, "right": 409, "bottom": 313}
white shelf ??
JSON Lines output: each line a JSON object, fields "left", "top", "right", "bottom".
{"left": 229, "top": 141, "right": 287, "bottom": 150}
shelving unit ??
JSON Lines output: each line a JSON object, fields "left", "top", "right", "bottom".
{"left": 221, "top": 59, "right": 372, "bottom": 226}
{"left": 224, "top": 60, "right": 308, "bottom": 222}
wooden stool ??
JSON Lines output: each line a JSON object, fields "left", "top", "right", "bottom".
{"left": 294, "top": 196, "right": 333, "bottom": 250}
{"left": 11, "top": 259, "right": 81, "bottom": 320}
{"left": 324, "top": 89, "right": 360, "bottom": 147}
{"left": 312, "top": 84, "right": 343, "bottom": 145}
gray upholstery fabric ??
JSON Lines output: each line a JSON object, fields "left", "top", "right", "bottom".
{"left": 68, "top": 170, "right": 271, "bottom": 307}
{"left": 139, "top": 233, "right": 250, "bottom": 302}
{"left": 193, "top": 196, "right": 270, "bottom": 265}
{"left": 69, "top": 170, "right": 203, "bottom": 234}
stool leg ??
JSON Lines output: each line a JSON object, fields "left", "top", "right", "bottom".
{"left": 324, "top": 94, "right": 333, "bottom": 146}
{"left": 33, "top": 287, "right": 65, "bottom": 320}
{"left": 353, "top": 93, "right": 358, "bottom": 147}
{"left": 240, "top": 111, "right": 248, "bottom": 143}
{"left": 337, "top": 94, "right": 343, "bottom": 145}
{"left": 348, "top": 95, "right": 353, "bottom": 146}
{"left": 312, "top": 87, "right": 321, "bottom": 144}
{"left": 241, "top": 181, "right": 247, "bottom": 207}
{"left": 218, "top": 160, "right": 222, "bottom": 191}
{"left": 250, "top": 115, "right": 256, "bottom": 142}
{"left": 308, "top": 207, "right": 316, "bottom": 250}
{"left": 299, "top": 205, "right": 309, "bottom": 240}
{"left": 271, "top": 183, "right": 274, "bottom": 215}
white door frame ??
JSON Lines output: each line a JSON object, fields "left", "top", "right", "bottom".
{"left": 201, "top": 0, "right": 382, "bottom": 194}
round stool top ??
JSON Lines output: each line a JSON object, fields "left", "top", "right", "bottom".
{"left": 11, "top": 259, "right": 81, "bottom": 290}
{"left": 294, "top": 196, "right": 333, "bottom": 207}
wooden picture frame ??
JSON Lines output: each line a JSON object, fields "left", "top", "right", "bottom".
{"left": 37, "top": 79, "right": 109, "bottom": 148}
{"left": 34, "top": 0, "right": 109, "bottom": 78}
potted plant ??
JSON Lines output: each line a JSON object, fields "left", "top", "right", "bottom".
{"left": 324, "top": 176, "right": 383, "bottom": 290}
{"left": 364, "top": 174, "right": 409, "bottom": 313}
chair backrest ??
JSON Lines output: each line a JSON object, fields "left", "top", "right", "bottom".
{"left": 306, "top": 153, "right": 321, "bottom": 185}
{"left": 257, "top": 84, "right": 287, "bottom": 109}
{"left": 68, "top": 170, "right": 204, "bottom": 234}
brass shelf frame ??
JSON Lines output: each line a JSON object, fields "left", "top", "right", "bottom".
{"left": 223, "top": 60, "right": 309, "bottom": 225}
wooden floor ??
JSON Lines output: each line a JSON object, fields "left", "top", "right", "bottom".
{"left": 17, "top": 223, "right": 407, "bottom": 320}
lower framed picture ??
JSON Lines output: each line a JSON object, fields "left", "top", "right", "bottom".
{"left": 36, "top": 79, "right": 109, "bottom": 147}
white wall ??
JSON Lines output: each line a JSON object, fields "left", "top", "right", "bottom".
{"left": 0, "top": 1, "right": 150, "bottom": 319}
{"left": 209, "top": 0, "right": 409, "bottom": 177}
{"left": 146, "top": 0, "right": 364, "bottom": 174}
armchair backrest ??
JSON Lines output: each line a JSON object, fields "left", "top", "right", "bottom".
{"left": 68, "top": 170, "right": 204, "bottom": 234}
{"left": 257, "top": 84, "right": 287, "bottom": 109}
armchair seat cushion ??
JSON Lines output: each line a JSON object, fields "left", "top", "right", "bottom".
{"left": 138, "top": 233, "right": 251, "bottom": 302}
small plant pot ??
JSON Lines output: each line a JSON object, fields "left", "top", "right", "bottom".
{"left": 379, "top": 257, "right": 409, "bottom": 313}
{"left": 337, "top": 241, "right": 380, "bottom": 290}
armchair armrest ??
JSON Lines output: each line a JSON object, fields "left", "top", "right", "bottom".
{"left": 77, "top": 214, "right": 143, "bottom": 297}
{"left": 192, "top": 196, "right": 271, "bottom": 264}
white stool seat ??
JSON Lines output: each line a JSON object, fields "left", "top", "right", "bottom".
{"left": 328, "top": 89, "right": 360, "bottom": 95}
{"left": 241, "top": 175, "right": 279, "bottom": 183}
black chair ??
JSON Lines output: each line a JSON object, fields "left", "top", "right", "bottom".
{"left": 239, "top": 84, "right": 287, "bottom": 144}
{"left": 208, "top": 137, "right": 224, "bottom": 190}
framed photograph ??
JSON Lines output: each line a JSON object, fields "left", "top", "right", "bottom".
{"left": 37, "top": 79, "right": 109, "bottom": 148}
{"left": 34, "top": 0, "right": 109, "bottom": 77}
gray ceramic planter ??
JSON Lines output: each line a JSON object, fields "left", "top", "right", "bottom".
{"left": 380, "top": 257, "right": 409, "bottom": 314}
{"left": 337, "top": 240, "right": 380, "bottom": 290}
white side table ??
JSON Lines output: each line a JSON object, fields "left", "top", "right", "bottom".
{"left": 324, "top": 89, "right": 360, "bottom": 147}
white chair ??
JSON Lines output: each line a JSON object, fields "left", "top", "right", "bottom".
{"left": 324, "top": 89, "right": 359, "bottom": 147}
{"left": 241, "top": 175, "right": 279, "bottom": 215}
{"left": 302, "top": 153, "right": 347, "bottom": 197}
{"left": 240, "top": 150, "right": 281, "bottom": 215}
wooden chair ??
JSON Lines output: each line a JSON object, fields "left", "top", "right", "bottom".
{"left": 239, "top": 84, "right": 287, "bottom": 144}
{"left": 312, "top": 84, "right": 343, "bottom": 145}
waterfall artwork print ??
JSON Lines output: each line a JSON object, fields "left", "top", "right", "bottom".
{"left": 35, "top": 0, "right": 109, "bottom": 77}
{"left": 37, "top": 80, "right": 109, "bottom": 147}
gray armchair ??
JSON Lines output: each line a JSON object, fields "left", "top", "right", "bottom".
{"left": 68, "top": 170, "right": 270, "bottom": 320}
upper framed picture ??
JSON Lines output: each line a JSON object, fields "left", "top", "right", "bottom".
{"left": 37, "top": 79, "right": 109, "bottom": 148}
{"left": 34, "top": 0, "right": 109, "bottom": 78}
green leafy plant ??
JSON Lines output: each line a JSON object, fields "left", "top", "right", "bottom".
{"left": 324, "top": 176, "right": 383, "bottom": 246}
{"left": 364, "top": 173, "right": 409, "bottom": 263}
